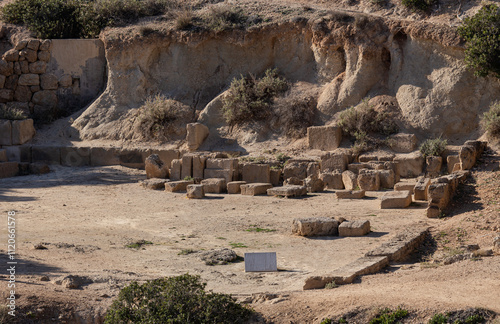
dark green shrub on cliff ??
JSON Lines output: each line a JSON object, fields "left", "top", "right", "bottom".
{"left": 222, "top": 68, "right": 289, "bottom": 126}
{"left": 458, "top": 4, "right": 500, "bottom": 78}
{"left": 104, "top": 274, "right": 254, "bottom": 324}
{"left": 1, "top": 0, "right": 83, "bottom": 38}
{"left": 1, "top": 0, "right": 173, "bottom": 38}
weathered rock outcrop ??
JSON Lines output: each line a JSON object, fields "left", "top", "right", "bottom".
{"left": 72, "top": 13, "right": 500, "bottom": 143}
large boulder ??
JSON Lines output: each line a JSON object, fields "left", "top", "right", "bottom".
{"left": 145, "top": 154, "right": 168, "bottom": 179}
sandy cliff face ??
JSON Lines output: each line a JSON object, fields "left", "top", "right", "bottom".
{"left": 72, "top": 12, "right": 500, "bottom": 143}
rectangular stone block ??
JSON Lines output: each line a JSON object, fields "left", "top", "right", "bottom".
{"left": 61, "top": 147, "right": 90, "bottom": 167}
{"left": 240, "top": 183, "right": 272, "bottom": 196}
{"left": 140, "top": 179, "right": 170, "bottom": 190}
{"left": 242, "top": 163, "right": 270, "bottom": 183}
{"left": 335, "top": 189, "right": 365, "bottom": 199}
{"left": 283, "top": 160, "right": 309, "bottom": 180}
{"left": 394, "top": 181, "right": 416, "bottom": 194}
{"left": 0, "top": 119, "right": 12, "bottom": 145}
{"left": 307, "top": 126, "right": 342, "bottom": 151}
{"left": 192, "top": 155, "right": 207, "bottom": 179}
{"left": 357, "top": 169, "right": 380, "bottom": 191}
{"left": 292, "top": 217, "right": 339, "bottom": 236}
{"left": 227, "top": 181, "right": 246, "bottom": 194}
{"left": 394, "top": 152, "right": 424, "bottom": 178}
{"left": 201, "top": 178, "right": 226, "bottom": 193}
{"left": 90, "top": 147, "right": 120, "bottom": 166}
{"left": 150, "top": 149, "right": 179, "bottom": 169}
{"left": 270, "top": 169, "right": 281, "bottom": 186}
{"left": 0, "top": 149, "right": 7, "bottom": 162}
{"left": 339, "top": 220, "right": 370, "bottom": 237}
{"left": 414, "top": 177, "right": 431, "bottom": 201}
{"left": 187, "top": 184, "right": 205, "bottom": 199}
{"left": 11, "top": 119, "right": 35, "bottom": 145}
{"left": 206, "top": 158, "right": 238, "bottom": 171}
{"left": 244, "top": 252, "right": 277, "bottom": 272}
{"left": 267, "top": 185, "right": 307, "bottom": 198}
{"left": 32, "top": 146, "right": 60, "bottom": 165}
{"left": 170, "top": 159, "right": 182, "bottom": 181}
{"left": 3, "top": 145, "right": 31, "bottom": 162}
{"left": 379, "top": 169, "right": 395, "bottom": 189}
{"left": 180, "top": 154, "right": 193, "bottom": 179}
{"left": 120, "top": 149, "right": 149, "bottom": 169}
{"left": 380, "top": 190, "right": 412, "bottom": 209}
{"left": 165, "top": 180, "right": 193, "bottom": 192}
{"left": 0, "top": 161, "right": 18, "bottom": 178}
{"left": 320, "top": 153, "right": 349, "bottom": 172}
{"left": 204, "top": 168, "right": 233, "bottom": 183}
{"left": 447, "top": 155, "right": 460, "bottom": 174}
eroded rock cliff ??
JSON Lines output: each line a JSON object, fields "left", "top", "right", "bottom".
{"left": 73, "top": 11, "right": 500, "bottom": 143}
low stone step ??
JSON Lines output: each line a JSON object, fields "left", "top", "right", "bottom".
{"left": 267, "top": 185, "right": 307, "bottom": 198}
{"left": 365, "top": 227, "right": 429, "bottom": 261}
{"left": 380, "top": 190, "right": 412, "bottom": 209}
{"left": 303, "top": 256, "right": 389, "bottom": 290}
{"left": 241, "top": 183, "right": 272, "bottom": 196}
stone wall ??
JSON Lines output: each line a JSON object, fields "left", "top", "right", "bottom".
{"left": 0, "top": 36, "right": 106, "bottom": 121}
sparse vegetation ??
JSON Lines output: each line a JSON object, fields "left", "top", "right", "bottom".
{"left": 428, "top": 310, "right": 487, "bottom": 324}
{"left": 183, "top": 176, "right": 194, "bottom": 181}
{"left": 137, "top": 94, "right": 192, "bottom": 141}
{"left": 369, "top": 307, "right": 409, "bottom": 324}
{"left": 273, "top": 89, "right": 317, "bottom": 138}
{"left": 178, "top": 248, "right": 197, "bottom": 255}
{"left": 458, "top": 4, "right": 500, "bottom": 78}
{"left": 1, "top": 0, "right": 174, "bottom": 38}
{"left": 105, "top": 274, "right": 254, "bottom": 323}
{"left": 245, "top": 225, "right": 276, "bottom": 233}
{"left": 125, "top": 240, "right": 153, "bottom": 249}
{"left": 338, "top": 99, "right": 398, "bottom": 154}
{"left": 0, "top": 105, "right": 27, "bottom": 120}
{"left": 222, "top": 68, "right": 289, "bottom": 127}
{"left": 229, "top": 242, "right": 247, "bottom": 248}
{"left": 203, "top": 5, "right": 248, "bottom": 32}
{"left": 481, "top": 101, "right": 500, "bottom": 139}
{"left": 324, "top": 281, "right": 338, "bottom": 289}
{"left": 419, "top": 137, "right": 447, "bottom": 157}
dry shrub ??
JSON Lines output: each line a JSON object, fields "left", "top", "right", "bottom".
{"left": 175, "top": 8, "right": 194, "bottom": 29}
{"left": 203, "top": 5, "right": 247, "bottom": 31}
{"left": 0, "top": 104, "right": 27, "bottom": 120}
{"left": 137, "top": 94, "right": 193, "bottom": 141}
{"left": 481, "top": 101, "right": 500, "bottom": 139}
{"left": 273, "top": 85, "right": 318, "bottom": 139}
{"left": 338, "top": 98, "right": 399, "bottom": 154}
{"left": 222, "top": 69, "right": 289, "bottom": 127}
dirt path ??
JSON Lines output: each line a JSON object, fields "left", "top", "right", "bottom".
{"left": 0, "top": 148, "right": 499, "bottom": 322}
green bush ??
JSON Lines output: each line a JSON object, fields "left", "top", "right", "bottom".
{"left": 1, "top": 0, "right": 82, "bottom": 38}
{"left": 402, "top": 0, "right": 433, "bottom": 11}
{"left": 1, "top": 0, "right": 173, "bottom": 38}
{"left": 457, "top": 4, "right": 500, "bottom": 78}
{"left": 481, "top": 101, "right": 500, "bottom": 139}
{"left": 104, "top": 274, "right": 254, "bottom": 323}
{"left": 222, "top": 68, "right": 289, "bottom": 126}
{"left": 369, "top": 307, "right": 409, "bottom": 324}
{"left": 428, "top": 313, "right": 448, "bottom": 324}
{"left": 419, "top": 137, "right": 447, "bottom": 157}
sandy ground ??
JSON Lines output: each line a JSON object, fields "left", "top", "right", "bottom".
{"left": 0, "top": 148, "right": 499, "bottom": 323}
